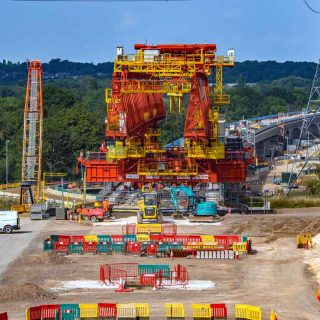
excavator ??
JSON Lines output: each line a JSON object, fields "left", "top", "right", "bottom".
{"left": 169, "top": 186, "right": 218, "bottom": 222}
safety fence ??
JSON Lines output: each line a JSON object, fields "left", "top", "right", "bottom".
{"left": 0, "top": 313, "right": 8, "bottom": 320}
{"left": 99, "top": 263, "right": 188, "bottom": 289}
{"left": 43, "top": 234, "right": 250, "bottom": 258}
{"left": 24, "top": 303, "right": 278, "bottom": 319}
{"left": 297, "top": 233, "right": 313, "bottom": 249}
{"left": 122, "top": 223, "right": 177, "bottom": 235}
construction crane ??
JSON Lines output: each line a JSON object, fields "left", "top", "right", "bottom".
{"left": 20, "top": 60, "right": 44, "bottom": 209}
{"left": 78, "top": 43, "right": 254, "bottom": 184}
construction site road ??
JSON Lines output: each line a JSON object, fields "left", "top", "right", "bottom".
{"left": 0, "top": 218, "right": 48, "bottom": 279}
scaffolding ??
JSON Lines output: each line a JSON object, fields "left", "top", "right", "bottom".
{"left": 21, "top": 60, "right": 43, "bottom": 203}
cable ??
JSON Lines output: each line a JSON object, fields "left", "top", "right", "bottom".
{"left": 303, "top": 0, "right": 320, "bottom": 13}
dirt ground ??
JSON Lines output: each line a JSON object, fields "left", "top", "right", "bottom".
{"left": 1, "top": 211, "right": 320, "bottom": 319}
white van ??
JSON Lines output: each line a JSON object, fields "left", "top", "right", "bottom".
{"left": 0, "top": 211, "right": 20, "bottom": 234}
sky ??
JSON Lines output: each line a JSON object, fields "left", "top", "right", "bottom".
{"left": 0, "top": 0, "right": 319, "bottom": 63}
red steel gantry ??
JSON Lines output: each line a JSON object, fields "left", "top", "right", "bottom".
{"left": 78, "top": 44, "right": 254, "bottom": 184}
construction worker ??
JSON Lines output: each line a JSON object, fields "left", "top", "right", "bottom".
{"left": 102, "top": 198, "right": 110, "bottom": 213}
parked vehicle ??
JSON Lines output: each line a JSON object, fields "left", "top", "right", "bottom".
{"left": 0, "top": 211, "right": 20, "bottom": 234}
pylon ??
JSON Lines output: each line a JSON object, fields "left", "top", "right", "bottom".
{"left": 115, "top": 277, "right": 134, "bottom": 293}
{"left": 170, "top": 249, "right": 174, "bottom": 259}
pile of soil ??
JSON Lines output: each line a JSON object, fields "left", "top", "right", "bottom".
{"left": 0, "top": 283, "right": 56, "bottom": 302}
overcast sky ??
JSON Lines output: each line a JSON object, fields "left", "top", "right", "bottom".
{"left": 0, "top": 0, "right": 319, "bottom": 63}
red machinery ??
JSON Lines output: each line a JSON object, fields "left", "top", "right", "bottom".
{"left": 78, "top": 44, "right": 254, "bottom": 183}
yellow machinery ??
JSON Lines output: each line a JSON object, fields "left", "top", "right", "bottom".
{"left": 137, "top": 192, "right": 163, "bottom": 224}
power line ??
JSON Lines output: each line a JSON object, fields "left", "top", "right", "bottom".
{"left": 303, "top": 0, "right": 320, "bottom": 13}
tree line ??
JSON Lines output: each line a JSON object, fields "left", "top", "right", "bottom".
{"left": 0, "top": 72, "right": 312, "bottom": 183}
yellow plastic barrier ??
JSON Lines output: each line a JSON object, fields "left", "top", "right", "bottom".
{"left": 233, "top": 242, "right": 248, "bottom": 253}
{"left": 165, "top": 303, "right": 185, "bottom": 318}
{"left": 137, "top": 223, "right": 162, "bottom": 234}
{"left": 191, "top": 304, "right": 212, "bottom": 318}
{"left": 79, "top": 304, "right": 98, "bottom": 318}
{"left": 136, "top": 234, "right": 150, "bottom": 242}
{"left": 200, "top": 235, "right": 215, "bottom": 244}
{"left": 25, "top": 308, "right": 30, "bottom": 320}
{"left": 134, "top": 303, "right": 150, "bottom": 318}
{"left": 270, "top": 309, "right": 278, "bottom": 320}
{"left": 116, "top": 303, "right": 137, "bottom": 318}
{"left": 247, "top": 305, "right": 262, "bottom": 320}
{"left": 84, "top": 235, "right": 98, "bottom": 243}
{"left": 297, "top": 233, "right": 313, "bottom": 248}
{"left": 235, "top": 304, "right": 248, "bottom": 319}
{"left": 235, "top": 304, "right": 262, "bottom": 320}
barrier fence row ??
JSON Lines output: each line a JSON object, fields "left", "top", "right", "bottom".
{"left": 24, "top": 303, "right": 278, "bottom": 320}
{"left": 43, "top": 234, "right": 251, "bottom": 257}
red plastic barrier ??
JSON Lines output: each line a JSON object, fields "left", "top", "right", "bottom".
{"left": 187, "top": 235, "right": 202, "bottom": 243}
{"left": 150, "top": 234, "right": 163, "bottom": 243}
{"left": 210, "top": 303, "right": 227, "bottom": 319}
{"left": 126, "top": 242, "right": 141, "bottom": 254}
{"left": 111, "top": 235, "right": 124, "bottom": 243}
{"left": 54, "top": 242, "right": 68, "bottom": 254}
{"left": 57, "top": 235, "right": 70, "bottom": 244}
{"left": 41, "top": 305, "right": 60, "bottom": 319}
{"left": 161, "top": 234, "right": 175, "bottom": 243}
{"left": 70, "top": 235, "right": 85, "bottom": 243}
{"left": 29, "top": 306, "right": 42, "bottom": 320}
{"left": 100, "top": 263, "right": 139, "bottom": 284}
{"left": 0, "top": 313, "right": 8, "bottom": 320}
{"left": 98, "top": 303, "right": 117, "bottom": 318}
{"left": 146, "top": 243, "right": 158, "bottom": 255}
{"left": 140, "top": 274, "right": 157, "bottom": 287}
{"left": 83, "top": 242, "right": 97, "bottom": 254}
{"left": 214, "top": 235, "right": 241, "bottom": 249}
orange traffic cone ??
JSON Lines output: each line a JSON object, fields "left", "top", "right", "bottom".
{"left": 317, "top": 288, "right": 320, "bottom": 303}
{"left": 170, "top": 250, "right": 174, "bottom": 260}
{"left": 235, "top": 251, "right": 240, "bottom": 260}
{"left": 115, "top": 278, "right": 133, "bottom": 293}
{"left": 306, "top": 239, "right": 309, "bottom": 250}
